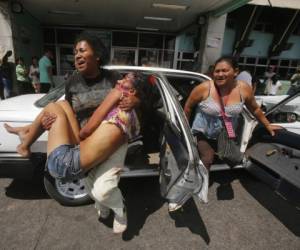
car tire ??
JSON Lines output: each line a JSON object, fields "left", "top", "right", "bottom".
{"left": 43, "top": 171, "right": 92, "bottom": 206}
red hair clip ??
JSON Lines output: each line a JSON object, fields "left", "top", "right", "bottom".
{"left": 148, "top": 75, "right": 156, "bottom": 86}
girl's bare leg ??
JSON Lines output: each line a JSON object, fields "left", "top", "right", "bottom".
{"left": 56, "top": 100, "right": 80, "bottom": 144}
{"left": 79, "top": 123, "right": 125, "bottom": 170}
{"left": 46, "top": 102, "right": 80, "bottom": 155}
{"left": 4, "top": 124, "right": 30, "bottom": 137}
{"left": 4, "top": 111, "right": 46, "bottom": 157}
{"left": 4, "top": 101, "right": 79, "bottom": 157}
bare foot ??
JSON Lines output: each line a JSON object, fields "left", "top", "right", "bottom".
{"left": 4, "top": 123, "right": 29, "bottom": 143}
{"left": 17, "top": 144, "right": 31, "bottom": 158}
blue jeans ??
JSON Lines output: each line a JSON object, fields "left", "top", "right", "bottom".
{"left": 47, "top": 144, "right": 83, "bottom": 181}
{"left": 2, "top": 77, "right": 11, "bottom": 99}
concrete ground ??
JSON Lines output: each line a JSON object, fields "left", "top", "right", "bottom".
{"left": 0, "top": 169, "right": 299, "bottom": 250}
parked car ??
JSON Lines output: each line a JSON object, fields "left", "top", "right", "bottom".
{"left": 256, "top": 95, "right": 300, "bottom": 135}
{"left": 0, "top": 65, "right": 299, "bottom": 207}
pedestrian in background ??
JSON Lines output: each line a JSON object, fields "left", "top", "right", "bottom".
{"left": 287, "top": 66, "right": 300, "bottom": 95}
{"left": 264, "top": 74, "right": 282, "bottom": 96}
{"left": 16, "top": 57, "right": 30, "bottom": 95}
{"left": 39, "top": 49, "right": 53, "bottom": 93}
{"left": 263, "top": 65, "right": 276, "bottom": 91}
{"left": 236, "top": 68, "right": 252, "bottom": 87}
{"left": 29, "top": 56, "right": 40, "bottom": 93}
{"left": 0, "top": 50, "right": 13, "bottom": 99}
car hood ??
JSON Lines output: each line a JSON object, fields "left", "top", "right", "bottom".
{"left": 0, "top": 94, "right": 44, "bottom": 111}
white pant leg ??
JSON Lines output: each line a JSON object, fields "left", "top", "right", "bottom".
{"left": 85, "top": 143, "right": 128, "bottom": 217}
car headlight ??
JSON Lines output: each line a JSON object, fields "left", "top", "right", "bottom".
{"left": 273, "top": 112, "right": 299, "bottom": 123}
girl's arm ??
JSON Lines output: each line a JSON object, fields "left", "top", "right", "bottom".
{"left": 79, "top": 88, "right": 122, "bottom": 140}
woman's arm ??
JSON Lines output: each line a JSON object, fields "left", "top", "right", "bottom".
{"left": 242, "top": 82, "right": 281, "bottom": 136}
{"left": 184, "top": 82, "right": 208, "bottom": 121}
{"left": 79, "top": 88, "right": 122, "bottom": 140}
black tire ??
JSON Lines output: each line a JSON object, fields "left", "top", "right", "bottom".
{"left": 43, "top": 171, "right": 92, "bottom": 206}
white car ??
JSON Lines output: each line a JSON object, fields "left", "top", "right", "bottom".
{"left": 256, "top": 95, "right": 300, "bottom": 135}
{"left": 0, "top": 66, "right": 299, "bottom": 207}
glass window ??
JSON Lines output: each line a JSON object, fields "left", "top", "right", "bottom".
{"left": 162, "top": 51, "right": 174, "bottom": 68}
{"left": 258, "top": 58, "right": 267, "bottom": 65}
{"left": 226, "top": 18, "right": 235, "bottom": 29}
{"left": 182, "top": 52, "right": 194, "bottom": 60}
{"left": 291, "top": 60, "right": 299, "bottom": 67}
{"left": 239, "top": 57, "right": 245, "bottom": 63}
{"left": 278, "top": 68, "right": 288, "bottom": 79}
{"left": 139, "top": 33, "right": 163, "bottom": 49}
{"left": 138, "top": 49, "right": 160, "bottom": 66}
{"left": 43, "top": 28, "right": 55, "bottom": 43}
{"left": 246, "top": 57, "right": 256, "bottom": 64}
{"left": 254, "top": 23, "right": 263, "bottom": 31}
{"left": 178, "top": 61, "right": 194, "bottom": 71}
{"left": 44, "top": 45, "right": 56, "bottom": 75}
{"left": 280, "top": 60, "right": 290, "bottom": 66}
{"left": 112, "top": 31, "right": 137, "bottom": 47}
{"left": 60, "top": 47, "right": 74, "bottom": 76}
{"left": 166, "top": 75, "right": 205, "bottom": 106}
{"left": 57, "top": 29, "right": 82, "bottom": 44}
{"left": 113, "top": 49, "right": 136, "bottom": 65}
{"left": 269, "top": 59, "right": 278, "bottom": 66}
{"left": 165, "top": 35, "right": 176, "bottom": 50}
{"left": 255, "top": 66, "right": 266, "bottom": 78}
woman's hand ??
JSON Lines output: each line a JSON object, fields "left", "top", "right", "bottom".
{"left": 79, "top": 129, "right": 88, "bottom": 141}
{"left": 266, "top": 124, "right": 283, "bottom": 136}
{"left": 41, "top": 111, "right": 57, "bottom": 130}
{"left": 118, "top": 93, "right": 140, "bottom": 111}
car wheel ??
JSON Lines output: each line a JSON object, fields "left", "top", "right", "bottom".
{"left": 43, "top": 171, "right": 92, "bottom": 206}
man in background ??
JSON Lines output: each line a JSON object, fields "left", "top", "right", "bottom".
{"left": 236, "top": 68, "right": 252, "bottom": 87}
{"left": 39, "top": 49, "right": 53, "bottom": 93}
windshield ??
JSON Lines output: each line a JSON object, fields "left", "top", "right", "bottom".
{"left": 34, "top": 84, "right": 65, "bottom": 108}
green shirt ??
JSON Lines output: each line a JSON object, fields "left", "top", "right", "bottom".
{"left": 39, "top": 55, "right": 52, "bottom": 83}
{"left": 16, "top": 64, "right": 28, "bottom": 82}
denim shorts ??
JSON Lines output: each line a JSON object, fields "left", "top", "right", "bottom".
{"left": 47, "top": 144, "right": 83, "bottom": 181}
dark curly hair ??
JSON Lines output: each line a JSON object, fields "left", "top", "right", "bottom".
{"left": 74, "top": 31, "right": 109, "bottom": 66}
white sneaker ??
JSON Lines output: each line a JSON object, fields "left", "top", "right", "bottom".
{"left": 168, "top": 202, "right": 182, "bottom": 212}
{"left": 113, "top": 210, "right": 127, "bottom": 234}
{"left": 95, "top": 202, "right": 110, "bottom": 219}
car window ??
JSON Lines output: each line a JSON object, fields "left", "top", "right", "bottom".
{"left": 165, "top": 75, "right": 206, "bottom": 106}
{"left": 265, "top": 92, "right": 300, "bottom": 124}
{"left": 35, "top": 84, "right": 65, "bottom": 108}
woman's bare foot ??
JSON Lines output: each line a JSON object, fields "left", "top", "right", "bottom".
{"left": 4, "top": 123, "right": 29, "bottom": 143}
{"left": 17, "top": 144, "right": 31, "bottom": 158}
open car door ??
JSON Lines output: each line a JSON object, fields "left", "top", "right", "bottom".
{"left": 246, "top": 91, "right": 300, "bottom": 206}
{"left": 154, "top": 74, "right": 209, "bottom": 208}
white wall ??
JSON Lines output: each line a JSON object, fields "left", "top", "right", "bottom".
{"left": 198, "top": 14, "right": 227, "bottom": 73}
{"left": 0, "top": 2, "right": 14, "bottom": 62}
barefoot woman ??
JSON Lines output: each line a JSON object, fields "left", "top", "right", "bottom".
{"left": 5, "top": 31, "right": 140, "bottom": 233}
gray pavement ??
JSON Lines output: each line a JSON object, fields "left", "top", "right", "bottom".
{"left": 0, "top": 170, "right": 299, "bottom": 250}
